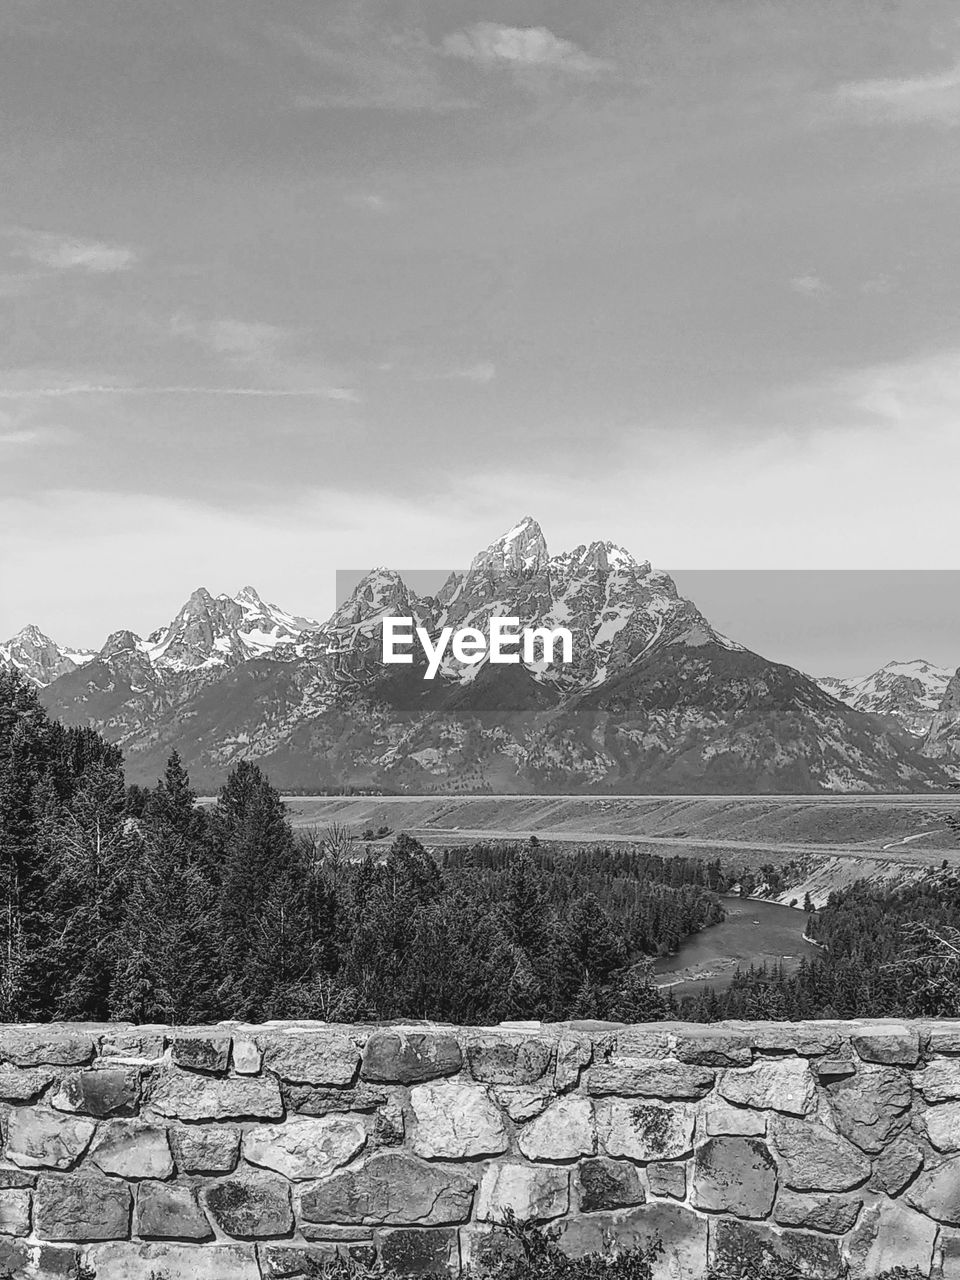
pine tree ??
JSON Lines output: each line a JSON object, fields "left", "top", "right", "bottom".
{"left": 37, "top": 759, "right": 134, "bottom": 1019}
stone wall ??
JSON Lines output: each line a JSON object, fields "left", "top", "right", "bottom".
{"left": 1, "top": 1020, "right": 960, "bottom": 1280}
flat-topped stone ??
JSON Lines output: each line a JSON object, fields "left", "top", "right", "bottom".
{"left": 361, "top": 1031, "right": 462, "bottom": 1084}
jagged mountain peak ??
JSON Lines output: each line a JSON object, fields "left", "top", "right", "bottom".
{"left": 1, "top": 623, "right": 97, "bottom": 687}
{"left": 99, "top": 629, "right": 143, "bottom": 659}
{"left": 471, "top": 516, "right": 549, "bottom": 576}
{"left": 817, "top": 657, "right": 953, "bottom": 737}
{"left": 325, "top": 567, "right": 423, "bottom": 632}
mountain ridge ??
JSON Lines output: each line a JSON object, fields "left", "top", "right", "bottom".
{"left": 6, "top": 517, "right": 955, "bottom": 792}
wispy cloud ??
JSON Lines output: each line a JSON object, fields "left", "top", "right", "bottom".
{"left": 441, "top": 24, "right": 610, "bottom": 79}
{"left": 9, "top": 229, "right": 138, "bottom": 273}
{"left": 789, "top": 274, "right": 829, "bottom": 297}
{"left": 267, "top": 21, "right": 474, "bottom": 113}
{"left": 836, "top": 60, "right": 960, "bottom": 126}
{"left": 170, "top": 315, "right": 289, "bottom": 367}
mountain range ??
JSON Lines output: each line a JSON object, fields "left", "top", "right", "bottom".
{"left": 3, "top": 517, "right": 957, "bottom": 793}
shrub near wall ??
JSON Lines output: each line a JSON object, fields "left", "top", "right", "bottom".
{"left": 0, "top": 1019, "right": 959, "bottom": 1280}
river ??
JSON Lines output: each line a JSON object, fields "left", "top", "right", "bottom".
{"left": 653, "top": 896, "right": 819, "bottom": 999}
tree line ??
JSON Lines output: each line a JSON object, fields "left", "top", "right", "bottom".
{"left": 1, "top": 669, "right": 725, "bottom": 1024}
{"left": 4, "top": 666, "right": 957, "bottom": 1027}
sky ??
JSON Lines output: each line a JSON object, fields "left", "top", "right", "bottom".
{"left": 1, "top": 0, "right": 959, "bottom": 669}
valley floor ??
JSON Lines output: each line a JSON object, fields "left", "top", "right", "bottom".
{"left": 276, "top": 795, "right": 960, "bottom": 987}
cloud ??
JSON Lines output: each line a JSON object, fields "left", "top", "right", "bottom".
{"left": 166, "top": 314, "right": 363, "bottom": 401}
{"left": 0, "top": 429, "right": 43, "bottom": 445}
{"left": 836, "top": 61, "right": 960, "bottom": 126}
{"left": 420, "top": 361, "right": 496, "bottom": 385}
{"left": 171, "top": 315, "right": 289, "bottom": 366}
{"left": 789, "top": 274, "right": 829, "bottom": 297}
{"left": 441, "top": 24, "right": 610, "bottom": 79}
{"left": 11, "top": 229, "right": 138, "bottom": 273}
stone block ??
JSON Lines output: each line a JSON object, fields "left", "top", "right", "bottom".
{"left": 690, "top": 1136, "right": 776, "bottom": 1219}
{"left": 257, "top": 1030, "right": 359, "bottom": 1086}
{"left": 137, "top": 1181, "right": 212, "bottom": 1240}
{"left": 870, "top": 1136, "right": 924, "bottom": 1195}
{"left": 0, "top": 1166, "right": 36, "bottom": 1189}
{"left": 647, "top": 1161, "right": 686, "bottom": 1200}
{"left": 816, "top": 1055, "right": 858, "bottom": 1080}
{"left": 170, "top": 1124, "right": 240, "bottom": 1174}
{"left": 0, "top": 1240, "right": 79, "bottom": 1279}
{"left": 597, "top": 1099, "right": 696, "bottom": 1162}
{"left": 259, "top": 1243, "right": 342, "bottom": 1279}
{"left": 361, "top": 1032, "right": 461, "bottom": 1084}
{"left": 922, "top": 1100, "right": 960, "bottom": 1152}
{"left": 709, "top": 1217, "right": 843, "bottom": 1279}
{"left": 517, "top": 1096, "right": 595, "bottom": 1161}
{"left": 88, "top": 1121, "right": 173, "bottom": 1180}
{"left": 554, "top": 1034, "right": 593, "bottom": 1090}
{"left": 231, "top": 1038, "right": 262, "bottom": 1075}
{"left": 300, "top": 1153, "right": 475, "bottom": 1227}
{"left": 614, "top": 1029, "right": 673, "bottom": 1058}
{"left": 558, "top": 1203, "right": 708, "bottom": 1280}
{"left": 915, "top": 1058, "right": 960, "bottom": 1102}
{"left": 575, "top": 1157, "right": 645, "bottom": 1212}
{"left": 719, "top": 1058, "right": 815, "bottom": 1115}
{"left": 0, "top": 1031, "right": 94, "bottom": 1068}
{"left": 476, "top": 1163, "right": 569, "bottom": 1223}
{"left": 585, "top": 1060, "right": 715, "bottom": 1099}
{"left": 750, "top": 1024, "right": 842, "bottom": 1056}
{"left": 846, "top": 1199, "right": 938, "bottom": 1278}
{"left": 5, "top": 1109, "right": 95, "bottom": 1170}
{"left": 84, "top": 1242, "right": 259, "bottom": 1279}
{"left": 98, "top": 1030, "right": 165, "bottom": 1062}
{"left": 170, "top": 1034, "right": 231, "bottom": 1074}
{"left": 943, "top": 1232, "right": 960, "bottom": 1280}
{"left": 927, "top": 1025, "right": 960, "bottom": 1055}
{"left": 827, "top": 1063, "right": 911, "bottom": 1153}
{"left": 52, "top": 1068, "right": 140, "bottom": 1118}
{"left": 203, "top": 1172, "right": 292, "bottom": 1239}
{"left": 674, "top": 1028, "right": 752, "bottom": 1067}
{"left": 460, "top": 1225, "right": 524, "bottom": 1276}
{"left": 0, "top": 1065, "right": 57, "bottom": 1103}
{"left": 410, "top": 1082, "right": 508, "bottom": 1159}
{"left": 774, "top": 1191, "right": 862, "bottom": 1234}
{"left": 466, "top": 1038, "right": 552, "bottom": 1085}
{"left": 377, "top": 1227, "right": 460, "bottom": 1276}
{"left": 703, "top": 1100, "right": 766, "bottom": 1136}
{"left": 851, "top": 1024, "right": 921, "bottom": 1066}
{"left": 771, "top": 1115, "right": 872, "bottom": 1192}
{"left": 373, "top": 1099, "right": 406, "bottom": 1148}
{"left": 492, "top": 1085, "right": 553, "bottom": 1122}
{"left": 282, "top": 1081, "right": 388, "bottom": 1116}
{"left": 35, "top": 1174, "right": 131, "bottom": 1241}
{"left": 243, "top": 1115, "right": 367, "bottom": 1180}
{"left": 149, "top": 1069, "right": 283, "bottom": 1120}
{"left": 0, "top": 1187, "right": 31, "bottom": 1236}
{"left": 905, "top": 1158, "right": 960, "bottom": 1224}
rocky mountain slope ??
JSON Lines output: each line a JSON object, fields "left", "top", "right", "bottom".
{"left": 21, "top": 517, "right": 955, "bottom": 793}
{"left": 0, "top": 624, "right": 95, "bottom": 687}
{"left": 816, "top": 659, "right": 952, "bottom": 737}
{"left": 923, "top": 668, "right": 960, "bottom": 768}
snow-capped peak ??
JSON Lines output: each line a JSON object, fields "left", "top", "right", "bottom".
{"left": 0, "top": 624, "right": 96, "bottom": 687}
{"left": 817, "top": 658, "right": 953, "bottom": 736}
{"left": 470, "top": 516, "right": 549, "bottom": 576}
